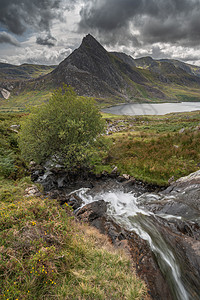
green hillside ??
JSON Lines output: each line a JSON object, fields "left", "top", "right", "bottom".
{"left": 0, "top": 63, "right": 56, "bottom": 81}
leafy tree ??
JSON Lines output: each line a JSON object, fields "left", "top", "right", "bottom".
{"left": 19, "top": 86, "right": 105, "bottom": 169}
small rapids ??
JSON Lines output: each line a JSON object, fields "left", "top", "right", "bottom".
{"left": 76, "top": 188, "right": 191, "bottom": 300}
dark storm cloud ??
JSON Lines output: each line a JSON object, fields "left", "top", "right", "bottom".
{"left": 79, "top": 0, "right": 200, "bottom": 47}
{"left": 0, "top": 31, "right": 20, "bottom": 46}
{"left": 36, "top": 35, "right": 57, "bottom": 47}
{"left": 0, "top": 0, "right": 76, "bottom": 42}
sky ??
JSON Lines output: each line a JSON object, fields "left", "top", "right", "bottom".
{"left": 0, "top": 0, "right": 200, "bottom": 66}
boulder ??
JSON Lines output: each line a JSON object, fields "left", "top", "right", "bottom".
{"left": 0, "top": 88, "right": 10, "bottom": 99}
{"left": 24, "top": 185, "right": 41, "bottom": 197}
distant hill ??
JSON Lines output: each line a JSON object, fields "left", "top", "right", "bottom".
{"left": 134, "top": 57, "right": 200, "bottom": 86}
{"left": 1, "top": 34, "right": 200, "bottom": 110}
{"left": 0, "top": 63, "right": 56, "bottom": 92}
{"left": 0, "top": 62, "right": 56, "bottom": 80}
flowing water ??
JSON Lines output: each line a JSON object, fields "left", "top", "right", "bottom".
{"left": 75, "top": 188, "right": 191, "bottom": 300}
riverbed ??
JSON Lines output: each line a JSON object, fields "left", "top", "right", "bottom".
{"left": 34, "top": 166, "right": 200, "bottom": 300}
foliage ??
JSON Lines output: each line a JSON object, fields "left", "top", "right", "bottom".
{"left": 0, "top": 113, "right": 26, "bottom": 179}
{"left": 19, "top": 86, "right": 105, "bottom": 169}
{"left": 0, "top": 148, "right": 15, "bottom": 177}
{"left": 0, "top": 178, "right": 147, "bottom": 299}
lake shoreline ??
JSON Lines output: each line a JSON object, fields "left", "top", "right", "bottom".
{"left": 102, "top": 102, "right": 200, "bottom": 116}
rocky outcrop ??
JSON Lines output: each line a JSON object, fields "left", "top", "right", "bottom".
{"left": 74, "top": 199, "right": 173, "bottom": 299}
{"left": 0, "top": 88, "right": 10, "bottom": 99}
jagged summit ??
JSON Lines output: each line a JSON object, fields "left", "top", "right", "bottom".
{"left": 49, "top": 33, "right": 151, "bottom": 99}
{"left": 15, "top": 34, "right": 200, "bottom": 102}
{"left": 81, "top": 34, "right": 105, "bottom": 50}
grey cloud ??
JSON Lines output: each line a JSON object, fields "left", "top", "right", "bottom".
{"left": 0, "top": 31, "right": 20, "bottom": 46}
{"left": 36, "top": 35, "right": 57, "bottom": 47}
{"left": 78, "top": 0, "right": 200, "bottom": 47}
{"left": 0, "top": 0, "right": 76, "bottom": 38}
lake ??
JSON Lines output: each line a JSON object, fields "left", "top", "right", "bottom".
{"left": 102, "top": 102, "right": 200, "bottom": 116}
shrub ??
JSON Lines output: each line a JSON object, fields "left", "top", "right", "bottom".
{"left": 19, "top": 86, "right": 105, "bottom": 169}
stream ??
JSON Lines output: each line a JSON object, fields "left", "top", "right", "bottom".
{"left": 76, "top": 188, "right": 190, "bottom": 300}
{"left": 34, "top": 167, "right": 200, "bottom": 300}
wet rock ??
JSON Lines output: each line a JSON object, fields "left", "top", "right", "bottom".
{"left": 64, "top": 193, "right": 83, "bottom": 210}
{"left": 30, "top": 165, "right": 45, "bottom": 182}
{"left": 117, "top": 174, "right": 131, "bottom": 182}
{"left": 74, "top": 198, "right": 173, "bottom": 299}
{"left": 76, "top": 200, "right": 107, "bottom": 223}
{"left": 117, "top": 175, "right": 127, "bottom": 182}
{"left": 153, "top": 218, "right": 200, "bottom": 299}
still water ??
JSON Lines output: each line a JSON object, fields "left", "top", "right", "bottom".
{"left": 102, "top": 102, "right": 200, "bottom": 116}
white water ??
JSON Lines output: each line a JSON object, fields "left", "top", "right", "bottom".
{"left": 75, "top": 188, "right": 189, "bottom": 300}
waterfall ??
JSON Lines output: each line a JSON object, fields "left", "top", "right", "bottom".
{"left": 76, "top": 188, "right": 190, "bottom": 300}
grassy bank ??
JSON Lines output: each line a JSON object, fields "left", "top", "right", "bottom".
{"left": 0, "top": 178, "right": 147, "bottom": 300}
{"left": 94, "top": 111, "right": 200, "bottom": 185}
{"left": 0, "top": 112, "right": 148, "bottom": 299}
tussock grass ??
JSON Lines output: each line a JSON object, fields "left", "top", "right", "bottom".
{"left": 0, "top": 178, "right": 147, "bottom": 300}
{"left": 94, "top": 111, "right": 200, "bottom": 185}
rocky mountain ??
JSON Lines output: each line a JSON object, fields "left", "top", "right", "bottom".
{"left": 8, "top": 34, "right": 200, "bottom": 104}
{"left": 158, "top": 59, "right": 200, "bottom": 78}
{"left": 42, "top": 34, "right": 200, "bottom": 102}
{"left": 47, "top": 34, "right": 163, "bottom": 100}
{"left": 134, "top": 57, "right": 200, "bottom": 86}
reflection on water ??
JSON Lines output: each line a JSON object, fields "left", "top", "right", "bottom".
{"left": 102, "top": 102, "right": 200, "bottom": 116}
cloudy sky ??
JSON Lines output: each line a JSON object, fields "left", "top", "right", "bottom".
{"left": 0, "top": 0, "right": 200, "bottom": 66}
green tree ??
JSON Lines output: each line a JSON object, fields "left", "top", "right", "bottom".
{"left": 19, "top": 86, "right": 105, "bottom": 169}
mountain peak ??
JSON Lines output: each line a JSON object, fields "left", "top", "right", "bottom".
{"left": 80, "top": 34, "right": 106, "bottom": 52}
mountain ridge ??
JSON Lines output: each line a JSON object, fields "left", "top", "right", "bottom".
{"left": 1, "top": 34, "right": 200, "bottom": 106}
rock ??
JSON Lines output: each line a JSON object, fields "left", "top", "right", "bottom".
{"left": 76, "top": 200, "right": 107, "bottom": 224}
{"left": 75, "top": 199, "right": 173, "bottom": 299}
{"left": 10, "top": 124, "right": 20, "bottom": 133}
{"left": 117, "top": 176, "right": 126, "bottom": 182}
{"left": 0, "top": 88, "right": 10, "bottom": 99}
{"left": 152, "top": 218, "right": 200, "bottom": 299}
{"left": 122, "top": 174, "right": 130, "bottom": 180}
{"left": 111, "top": 166, "right": 118, "bottom": 174}
{"left": 24, "top": 185, "right": 41, "bottom": 197}
{"left": 101, "top": 170, "right": 108, "bottom": 177}
{"left": 122, "top": 177, "right": 136, "bottom": 188}
{"left": 179, "top": 128, "right": 185, "bottom": 133}
{"left": 168, "top": 176, "right": 175, "bottom": 184}
{"left": 29, "top": 161, "right": 37, "bottom": 167}
{"left": 64, "top": 193, "right": 83, "bottom": 210}
{"left": 30, "top": 165, "right": 45, "bottom": 182}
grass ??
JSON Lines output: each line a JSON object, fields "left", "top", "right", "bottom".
{"left": 94, "top": 111, "right": 200, "bottom": 185}
{"left": 0, "top": 178, "right": 147, "bottom": 300}
{"left": 0, "top": 113, "right": 148, "bottom": 299}
{"left": 0, "top": 90, "right": 52, "bottom": 113}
